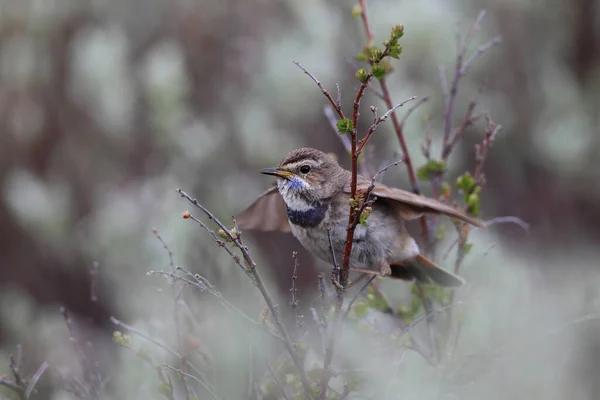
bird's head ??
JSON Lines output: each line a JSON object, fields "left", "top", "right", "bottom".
{"left": 261, "top": 148, "right": 347, "bottom": 205}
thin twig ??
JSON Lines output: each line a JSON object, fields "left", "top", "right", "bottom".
{"left": 316, "top": 274, "right": 328, "bottom": 332}
{"left": 375, "top": 80, "right": 421, "bottom": 194}
{"left": 473, "top": 120, "right": 502, "bottom": 182}
{"left": 60, "top": 308, "right": 102, "bottom": 398}
{"left": 162, "top": 365, "right": 220, "bottom": 400}
{"left": 415, "top": 283, "right": 439, "bottom": 364}
{"left": 343, "top": 275, "right": 377, "bottom": 319}
{"left": 294, "top": 61, "right": 345, "bottom": 119}
{"left": 111, "top": 317, "right": 179, "bottom": 358}
{"left": 339, "top": 385, "right": 351, "bottom": 400}
{"left": 150, "top": 269, "right": 284, "bottom": 342}
{"left": 378, "top": 78, "right": 430, "bottom": 243}
{"left": 152, "top": 229, "right": 187, "bottom": 386}
{"left": 365, "top": 159, "right": 405, "bottom": 193}
{"left": 25, "top": 362, "right": 49, "bottom": 399}
{"left": 357, "top": 96, "right": 418, "bottom": 153}
{"left": 120, "top": 341, "right": 176, "bottom": 400}
{"left": 443, "top": 214, "right": 529, "bottom": 260}
{"left": 183, "top": 211, "right": 251, "bottom": 276}
{"left": 0, "top": 379, "right": 22, "bottom": 395}
{"left": 176, "top": 189, "right": 313, "bottom": 399}
{"left": 401, "top": 301, "right": 465, "bottom": 336}
{"left": 442, "top": 11, "right": 498, "bottom": 155}
{"left": 290, "top": 251, "right": 302, "bottom": 336}
{"left": 439, "top": 65, "right": 449, "bottom": 107}
{"left": 111, "top": 315, "right": 211, "bottom": 392}
{"left": 461, "top": 36, "right": 502, "bottom": 76}
{"left": 452, "top": 223, "right": 470, "bottom": 275}
{"left": 441, "top": 101, "right": 477, "bottom": 161}
{"left": 421, "top": 115, "right": 433, "bottom": 160}
{"left": 266, "top": 362, "right": 292, "bottom": 400}
{"left": 398, "top": 96, "right": 430, "bottom": 131}
{"left": 484, "top": 216, "right": 530, "bottom": 231}
{"left": 90, "top": 262, "right": 99, "bottom": 303}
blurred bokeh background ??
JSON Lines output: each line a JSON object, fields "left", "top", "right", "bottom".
{"left": 1, "top": 0, "right": 600, "bottom": 398}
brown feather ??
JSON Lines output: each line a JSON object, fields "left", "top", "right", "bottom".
{"left": 345, "top": 176, "right": 485, "bottom": 228}
{"left": 236, "top": 186, "right": 291, "bottom": 232}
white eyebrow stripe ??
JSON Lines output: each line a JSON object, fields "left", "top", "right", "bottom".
{"left": 281, "top": 160, "right": 322, "bottom": 170}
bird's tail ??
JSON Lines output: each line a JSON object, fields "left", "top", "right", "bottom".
{"left": 389, "top": 253, "right": 465, "bottom": 287}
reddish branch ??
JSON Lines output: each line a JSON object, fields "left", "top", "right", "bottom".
{"left": 296, "top": 51, "right": 411, "bottom": 400}
{"left": 441, "top": 100, "right": 478, "bottom": 162}
{"left": 355, "top": 0, "right": 430, "bottom": 244}
{"left": 318, "top": 72, "right": 373, "bottom": 400}
{"left": 358, "top": 0, "right": 373, "bottom": 45}
{"left": 296, "top": 10, "right": 420, "bottom": 397}
{"left": 379, "top": 80, "right": 431, "bottom": 241}
{"left": 473, "top": 118, "right": 502, "bottom": 183}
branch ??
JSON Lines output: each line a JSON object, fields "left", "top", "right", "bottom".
{"left": 318, "top": 65, "right": 376, "bottom": 400}
{"left": 181, "top": 210, "right": 251, "bottom": 276}
{"left": 148, "top": 269, "right": 284, "bottom": 342}
{"left": 326, "top": 229, "right": 340, "bottom": 284}
{"left": 358, "top": 0, "right": 374, "bottom": 44}
{"left": 176, "top": 189, "right": 314, "bottom": 399}
{"left": 484, "top": 216, "right": 530, "bottom": 231}
{"left": 152, "top": 229, "right": 186, "bottom": 375}
{"left": 377, "top": 79, "right": 423, "bottom": 197}
{"left": 110, "top": 315, "right": 210, "bottom": 390}
{"left": 266, "top": 362, "right": 292, "bottom": 400}
{"left": 442, "top": 11, "right": 500, "bottom": 155}
{"left": 111, "top": 316, "right": 180, "bottom": 358}
{"left": 162, "top": 364, "right": 220, "bottom": 400}
{"left": 473, "top": 119, "right": 502, "bottom": 182}
{"left": 0, "top": 379, "right": 22, "bottom": 397}
{"left": 415, "top": 283, "right": 439, "bottom": 363}
{"left": 441, "top": 100, "right": 478, "bottom": 161}
{"left": 294, "top": 61, "right": 345, "bottom": 119}
{"left": 461, "top": 36, "right": 502, "bottom": 76}
{"left": 357, "top": 96, "right": 418, "bottom": 154}
{"left": 398, "top": 95, "right": 430, "bottom": 131}
{"left": 439, "top": 65, "right": 449, "bottom": 107}
{"left": 343, "top": 275, "right": 377, "bottom": 319}
{"left": 60, "top": 308, "right": 103, "bottom": 396}
{"left": 90, "top": 262, "right": 99, "bottom": 303}
{"left": 290, "top": 251, "right": 302, "bottom": 336}
{"left": 25, "top": 362, "right": 49, "bottom": 399}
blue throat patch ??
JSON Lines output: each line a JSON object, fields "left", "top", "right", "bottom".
{"left": 287, "top": 178, "right": 305, "bottom": 191}
{"left": 286, "top": 203, "right": 328, "bottom": 228}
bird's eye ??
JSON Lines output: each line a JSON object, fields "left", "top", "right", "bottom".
{"left": 299, "top": 165, "right": 311, "bottom": 174}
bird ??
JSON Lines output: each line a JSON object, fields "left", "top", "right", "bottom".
{"left": 236, "top": 148, "right": 485, "bottom": 287}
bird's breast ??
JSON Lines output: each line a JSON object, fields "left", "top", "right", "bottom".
{"left": 286, "top": 203, "right": 329, "bottom": 228}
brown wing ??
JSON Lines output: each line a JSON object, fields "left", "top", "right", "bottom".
{"left": 346, "top": 177, "right": 485, "bottom": 228}
{"left": 236, "top": 186, "right": 291, "bottom": 232}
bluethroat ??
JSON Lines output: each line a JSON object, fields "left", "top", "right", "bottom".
{"left": 237, "top": 148, "right": 485, "bottom": 287}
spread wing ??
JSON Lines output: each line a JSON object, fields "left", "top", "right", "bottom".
{"left": 236, "top": 186, "right": 291, "bottom": 232}
{"left": 346, "top": 177, "right": 486, "bottom": 228}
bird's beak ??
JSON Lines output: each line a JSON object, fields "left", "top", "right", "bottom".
{"left": 260, "top": 167, "right": 294, "bottom": 179}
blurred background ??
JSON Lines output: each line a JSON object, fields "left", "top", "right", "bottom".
{"left": 1, "top": 0, "right": 599, "bottom": 398}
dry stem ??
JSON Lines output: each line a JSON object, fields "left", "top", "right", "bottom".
{"left": 176, "top": 189, "right": 314, "bottom": 399}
